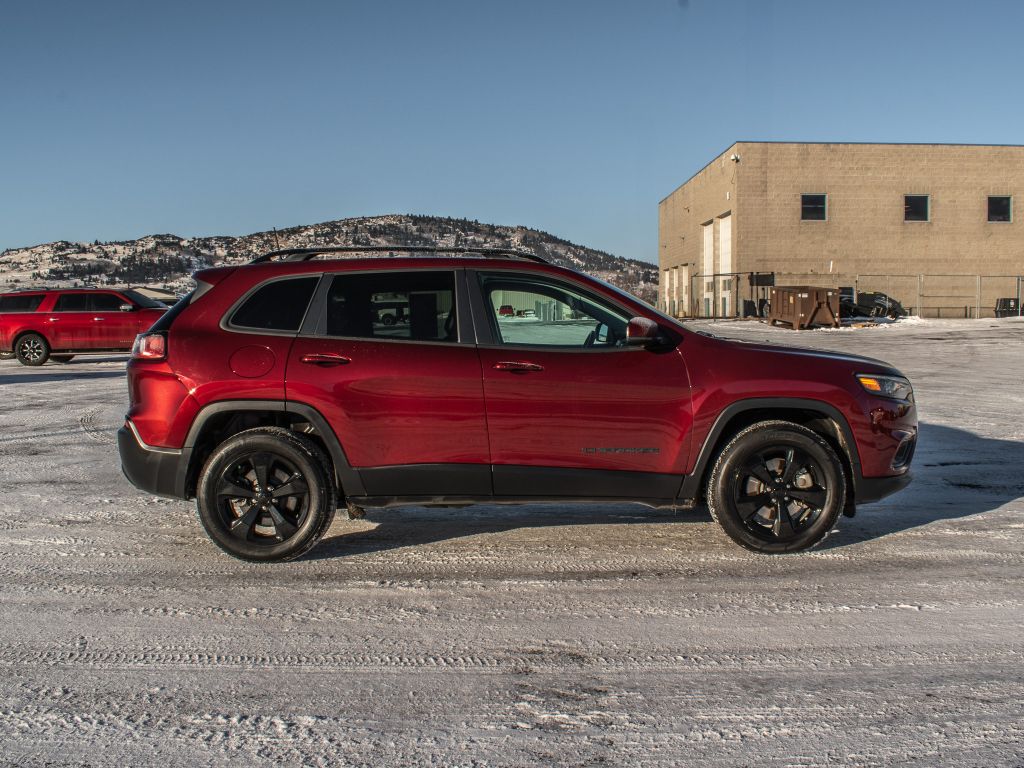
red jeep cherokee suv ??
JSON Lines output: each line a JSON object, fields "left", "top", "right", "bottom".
{"left": 0, "top": 288, "right": 167, "bottom": 365}
{"left": 117, "top": 246, "right": 916, "bottom": 561}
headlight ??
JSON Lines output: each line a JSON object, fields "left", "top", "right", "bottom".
{"left": 856, "top": 373, "right": 914, "bottom": 402}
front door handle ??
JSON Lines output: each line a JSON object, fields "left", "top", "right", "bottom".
{"left": 301, "top": 353, "right": 351, "bottom": 367}
{"left": 493, "top": 361, "right": 544, "bottom": 372}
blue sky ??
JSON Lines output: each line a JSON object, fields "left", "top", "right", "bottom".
{"left": 2, "top": 0, "right": 1021, "bottom": 262}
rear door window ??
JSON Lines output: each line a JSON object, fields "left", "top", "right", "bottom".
{"left": 321, "top": 271, "right": 457, "bottom": 343}
{"left": 0, "top": 294, "right": 44, "bottom": 312}
{"left": 229, "top": 276, "right": 320, "bottom": 332}
{"left": 53, "top": 294, "right": 90, "bottom": 312}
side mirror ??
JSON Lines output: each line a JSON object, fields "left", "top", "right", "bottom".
{"left": 625, "top": 316, "right": 660, "bottom": 346}
{"left": 119, "top": 303, "right": 135, "bottom": 312}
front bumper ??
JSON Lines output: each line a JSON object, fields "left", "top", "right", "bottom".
{"left": 117, "top": 422, "right": 187, "bottom": 499}
{"left": 856, "top": 470, "right": 913, "bottom": 504}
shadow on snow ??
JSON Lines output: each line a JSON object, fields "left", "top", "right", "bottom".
{"left": 0, "top": 370, "right": 125, "bottom": 386}
{"left": 310, "top": 421, "right": 1024, "bottom": 560}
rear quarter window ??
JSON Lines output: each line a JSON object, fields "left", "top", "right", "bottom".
{"left": 0, "top": 294, "right": 45, "bottom": 312}
{"left": 228, "top": 276, "right": 320, "bottom": 332}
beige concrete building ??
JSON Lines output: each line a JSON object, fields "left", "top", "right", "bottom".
{"left": 658, "top": 142, "right": 1024, "bottom": 318}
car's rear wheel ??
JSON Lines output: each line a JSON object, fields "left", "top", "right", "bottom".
{"left": 707, "top": 421, "right": 846, "bottom": 554}
{"left": 15, "top": 333, "right": 50, "bottom": 366}
{"left": 196, "top": 427, "right": 336, "bottom": 562}
{"left": 50, "top": 354, "right": 74, "bottom": 363}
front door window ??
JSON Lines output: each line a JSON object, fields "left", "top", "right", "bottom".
{"left": 478, "top": 274, "right": 630, "bottom": 348}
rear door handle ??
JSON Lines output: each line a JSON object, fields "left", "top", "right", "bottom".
{"left": 493, "top": 361, "right": 544, "bottom": 372}
{"left": 301, "top": 353, "right": 351, "bottom": 367}
{"left": 93, "top": 317, "right": 105, "bottom": 321}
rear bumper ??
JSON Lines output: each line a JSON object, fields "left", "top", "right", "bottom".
{"left": 117, "top": 422, "right": 187, "bottom": 499}
{"left": 856, "top": 470, "right": 912, "bottom": 504}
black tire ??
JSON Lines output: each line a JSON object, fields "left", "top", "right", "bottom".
{"left": 196, "top": 427, "right": 337, "bottom": 562}
{"left": 15, "top": 333, "right": 50, "bottom": 366}
{"left": 380, "top": 313, "right": 396, "bottom": 326}
{"left": 50, "top": 354, "right": 74, "bottom": 363}
{"left": 707, "top": 421, "right": 846, "bottom": 554}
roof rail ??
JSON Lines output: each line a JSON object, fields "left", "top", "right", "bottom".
{"left": 249, "top": 244, "right": 548, "bottom": 265}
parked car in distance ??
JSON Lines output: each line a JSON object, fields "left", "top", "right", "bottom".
{"left": 839, "top": 287, "right": 907, "bottom": 319}
{"left": 118, "top": 245, "right": 916, "bottom": 562}
{"left": 498, "top": 304, "right": 515, "bottom": 317}
{"left": 994, "top": 297, "right": 1021, "bottom": 318}
{"left": 372, "top": 298, "right": 411, "bottom": 327}
{"left": 0, "top": 288, "right": 168, "bottom": 365}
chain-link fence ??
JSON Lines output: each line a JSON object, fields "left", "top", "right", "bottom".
{"left": 856, "top": 274, "right": 1024, "bottom": 318}
{"left": 663, "top": 272, "right": 1024, "bottom": 320}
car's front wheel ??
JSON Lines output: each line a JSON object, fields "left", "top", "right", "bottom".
{"left": 196, "top": 427, "right": 336, "bottom": 562}
{"left": 707, "top": 421, "right": 846, "bottom": 554}
{"left": 15, "top": 333, "right": 50, "bottom": 366}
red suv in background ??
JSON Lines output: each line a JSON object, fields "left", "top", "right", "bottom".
{"left": 0, "top": 288, "right": 168, "bottom": 365}
{"left": 118, "top": 246, "right": 917, "bottom": 561}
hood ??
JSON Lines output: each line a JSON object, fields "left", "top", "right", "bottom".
{"left": 724, "top": 338, "right": 903, "bottom": 375}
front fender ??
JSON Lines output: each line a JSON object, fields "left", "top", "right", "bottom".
{"left": 677, "top": 397, "right": 864, "bottom": 503}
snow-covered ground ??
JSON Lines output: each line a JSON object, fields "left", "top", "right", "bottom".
{"left": 0, "top": 318, "right": 1022, "bottom": 766}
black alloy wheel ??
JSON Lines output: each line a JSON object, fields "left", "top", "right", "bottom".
{"left": 707, "top": 421, "right": 846, "bottom": 553}
{"left": 15, "top": 333, "right": 50, "bottom": 366}
{"left": 196, "top": 427, "right": 336, "bottom": 562}
{"left": 732, "top": 446, "right": 828, "bottom": 538}
{"left": 218, "top": 452, "right": 309, "bottom": 542}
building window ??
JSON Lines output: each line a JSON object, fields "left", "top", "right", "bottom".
{"left": 988, "top": 196, "right": 1012, "bottom": 222}
{"left": 801, "top": 194, "right": 827, "bottom": 221}
{"left": 904, "top": 195, "right": 929, "bottom": 222}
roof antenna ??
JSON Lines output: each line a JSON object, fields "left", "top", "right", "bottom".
{"left": 272, "top": 227, "right": 282, "bottom": 249}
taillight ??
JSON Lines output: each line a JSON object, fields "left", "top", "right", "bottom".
{"left": 131, "top": 332, "right": 166, "bottom": 361}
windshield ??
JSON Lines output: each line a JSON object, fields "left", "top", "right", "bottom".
{"left": 121, "top": 289, "right": 170, "bottom": 309}
{"left": 587, "top": 273, "right": 689, "bottom": 331}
